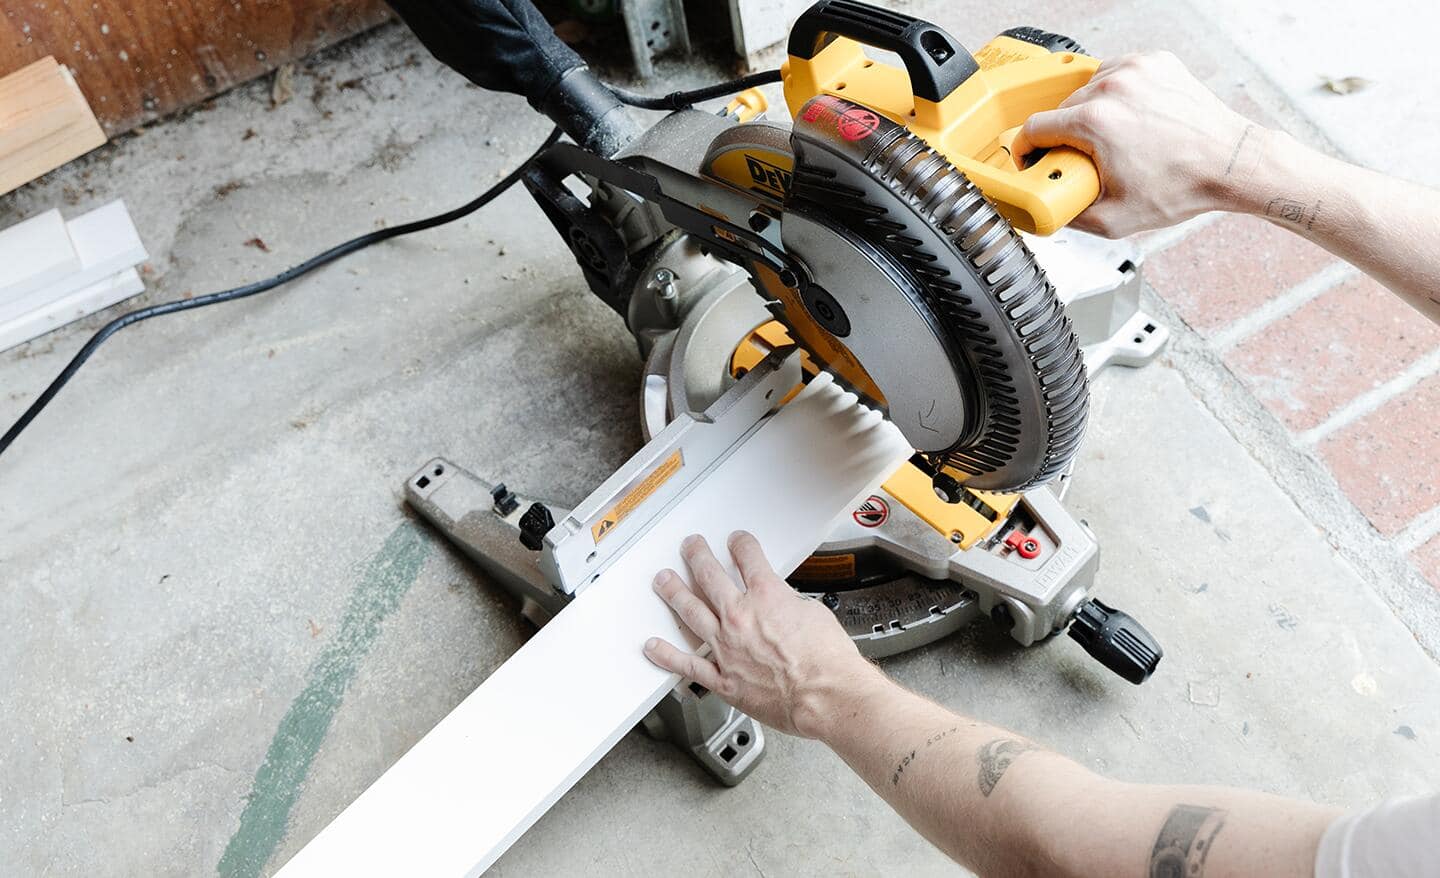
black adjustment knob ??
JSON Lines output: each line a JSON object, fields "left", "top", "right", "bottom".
{"left": 517, "top": 502, "right": 555, "bottom": 551}
{"left": 1067, "top": 599, "right": 1162, "bottom": 685}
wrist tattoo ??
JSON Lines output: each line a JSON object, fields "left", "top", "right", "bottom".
{"left": 1264, "top": 196, "right": 1322, "bottom": 230}
{"left": 1149, "top": 805, "right": 1228, "bottom": 878}
{"left": 975, "top": 738, "right": 1037, "bottom": 797}
{"left": 890, "top": 726, "right": 960, "bottom": 786}
{"left": 1223, "top": 124, "right": 1257, "bottom": 177}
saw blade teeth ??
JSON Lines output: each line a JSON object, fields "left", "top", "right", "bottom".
{"left": 795, "top": 124, "right": 1090, "bottom": 491}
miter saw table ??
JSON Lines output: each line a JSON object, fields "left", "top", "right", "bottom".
{"left": 404, "top": 225, "right": 1165, "bottom": 787}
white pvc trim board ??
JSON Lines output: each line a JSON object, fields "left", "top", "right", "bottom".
{"left": 276, "top": 373, "right": 913, "bottom": 877}
{"left": 0, "top": 199, "right": 147, "bottom": 353}
{"left": 0, "top": 268, "right": 144, "bottom": 353}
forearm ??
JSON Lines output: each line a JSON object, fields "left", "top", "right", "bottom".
{"left": 814, "top": 671, "right": 1079, "bottom": 875}
{"left": 816, "top": 671, "right": 1340, "bottom": 877}
{"left": 1019, "top": 51, "right": 1440, "bottom": 324}
{"left": 1220, "top": 128, "right": 1440, "bottom": 323}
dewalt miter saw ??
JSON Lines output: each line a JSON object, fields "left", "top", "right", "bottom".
{"left": 388, "top": 0, "right": 1169, "bottom": 783}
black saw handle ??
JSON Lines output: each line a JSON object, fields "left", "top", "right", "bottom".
{"left": 787, "top": 0, "right": 978, "bottom": 103}
{"left": 384, "top": 0, "right": 640, "bottom": 155}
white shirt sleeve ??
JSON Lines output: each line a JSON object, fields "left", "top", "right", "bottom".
{"left": 1313, "top": 793, "right": 1440, "bottom": 878}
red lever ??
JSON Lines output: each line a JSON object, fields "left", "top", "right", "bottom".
{"left": 1004, "top": 530, "right": 1041, "bottom": 559}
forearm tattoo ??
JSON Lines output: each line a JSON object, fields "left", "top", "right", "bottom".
{"left": 975, "top": 738, "right": 1037, "bottom": 797}
{"left": 1264, "top": 196, "right": 1322, "bottom": 230}
{"left": 1149, "top": 805, "right": 1228, "bottom": 878}
{"left": 1223, "top": 124, "right": 1257, "bottom": 177}
{"left": 890, "top": 726, "right": 960, "bottom": 786}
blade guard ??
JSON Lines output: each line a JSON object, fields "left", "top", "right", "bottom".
{"left": 782, "top": 0, "right": 1100, "bottom": 235}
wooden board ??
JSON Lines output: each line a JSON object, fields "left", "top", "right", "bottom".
{"left": 0, "top": 57, "right": 107, "bottom": 196}
{"left": 0, "top": 1, "right": 391, "bottom": 135}
{"left": 275, "top": 373, "right": 912, "bottom": 877}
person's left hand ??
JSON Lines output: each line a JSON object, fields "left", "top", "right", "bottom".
{"left": 643, "top": 532, "right": 882, "bottom": 740}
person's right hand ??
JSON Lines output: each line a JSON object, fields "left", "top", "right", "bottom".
{"left": 1014, "top": 50, "right": 1259, "bottom": 238}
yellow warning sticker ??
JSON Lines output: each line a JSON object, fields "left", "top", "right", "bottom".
{"left": 790, "top": 553, "right": 857, "bottom": 582}
{"left": 591, "top": 450, "right": 684, "bottom": 544}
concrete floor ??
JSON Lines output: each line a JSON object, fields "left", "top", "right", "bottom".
{"left": 2, "top": 2, "right": 1438, "bottom": 876}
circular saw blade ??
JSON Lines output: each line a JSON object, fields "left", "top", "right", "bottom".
{"left": 777, "top": 95, "right": 1089, "bottom": 492}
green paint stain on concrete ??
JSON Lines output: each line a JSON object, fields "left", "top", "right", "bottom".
{"left": 217, "top": 522, "right": 431, "bottom": 878}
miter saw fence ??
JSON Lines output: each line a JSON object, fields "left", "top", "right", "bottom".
{"left": 388, "top": 0, "right": 1172, "bottom": 786}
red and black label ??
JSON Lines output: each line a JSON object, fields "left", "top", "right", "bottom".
{"left": 853, "top": 495, "right": 890, "bottom": 528}
{"left": 797, "top": 94, "right": 884, "bottom": 144}
{"left": 794, "top": 96, "right": 900, "bottom": 166}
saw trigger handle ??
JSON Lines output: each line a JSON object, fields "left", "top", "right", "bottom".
{"left": 1067, "top": 598, "right": 1163, "bottom": 685}
{"left": 787, "top": 0, "right": 979, "bottom": 103}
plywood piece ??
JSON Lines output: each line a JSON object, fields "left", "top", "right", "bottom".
{"left": 0, "top": 57, "right": 107, "bottom": 196}
{"left": 0, "top": 2, "right": 391, "bottom": 135}
{"left": 0, "top": 267, "right": 144, "bottom": 353}
{"left": 276, "top": 374, "right": 912, "bottom": 877}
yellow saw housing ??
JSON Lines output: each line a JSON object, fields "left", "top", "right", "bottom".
{"left": 782, "top": 32, "right": 1099, "bottom": 235}
{"left": 705, "top": 8, "right": 1102, "bottom": 235}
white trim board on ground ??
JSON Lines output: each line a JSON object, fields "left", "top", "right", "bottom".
{"left": 275, "top": 374, "right": 913, "bottom": 877}
{"left": 0, "top": 199, "right": 147, "bottom": 353}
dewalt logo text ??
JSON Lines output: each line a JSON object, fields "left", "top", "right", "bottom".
{"left": 745, "top": 155, "right": 792, "bottom": 197}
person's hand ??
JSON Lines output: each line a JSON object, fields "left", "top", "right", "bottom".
{"left": 643, "top": 532, "right": 883, "bottom": 739}
{"left": 1014, "top": 50, "right": 1259, "bottom": 237}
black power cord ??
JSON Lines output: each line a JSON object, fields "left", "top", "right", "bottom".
{"left": 0, "top": 126, "right": 562, "bottom": 459}
{"left": 606, "top": 70, "right": 782, "bottom": 111}
{"left": 0, "top": 70, "right": 783, "bottom": 460}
